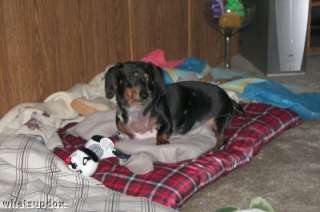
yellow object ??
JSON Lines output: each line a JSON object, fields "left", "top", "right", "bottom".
{"left": 219, "top": 11, "right": 241, "bottom": 28}
{"left": 71, "top": 97, "right": 115, "bottom": 116}
{"left": 220, "top": 78, "right": 266, "bottom": 93}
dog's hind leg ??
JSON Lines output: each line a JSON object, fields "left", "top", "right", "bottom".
{"left": 210, "top": 115, "right": 233, "bottom": 151}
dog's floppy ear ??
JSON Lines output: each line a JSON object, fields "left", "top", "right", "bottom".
{"left": 104, "top": 63, "right": 121, "bottom": 99}
{"left": 147, "top": 63, "right": 166, "bottom": 95}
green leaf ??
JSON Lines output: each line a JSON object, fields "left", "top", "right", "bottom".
{"left": 249, "top": 197, "right": 275, "bottom": 212}
{"left": 215, "top": 207, "right": 239, "bottom": 212}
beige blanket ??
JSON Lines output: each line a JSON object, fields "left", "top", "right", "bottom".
{"left": 67, "top": 110, "right": 217, "bottom": 175}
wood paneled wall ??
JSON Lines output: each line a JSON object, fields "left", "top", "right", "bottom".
{"left": 0, "top": 0, "right": 239, "bottom": 116}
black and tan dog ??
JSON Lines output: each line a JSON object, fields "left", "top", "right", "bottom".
{"left": 105, "top": 61, "right": 242, "bottom": 148}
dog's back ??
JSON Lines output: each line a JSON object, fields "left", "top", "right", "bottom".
{"left": 165, "top": 81, "right": 236, "bottom": 135}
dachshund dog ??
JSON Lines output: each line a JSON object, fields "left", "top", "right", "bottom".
{"left": 105, "top": 61, "right": 243, "bottom": 148}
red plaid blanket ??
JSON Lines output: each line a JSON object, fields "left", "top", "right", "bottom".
{"left": 54, "top": 103, "right": 302, "bottom": 209}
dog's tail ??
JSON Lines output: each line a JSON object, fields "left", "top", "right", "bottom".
{"left": 232, "top": 99, "right": 245, "bottom": 116}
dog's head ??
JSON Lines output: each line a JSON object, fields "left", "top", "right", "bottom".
{"left": 105, "top": 61, "right": 166, "bottom": 107}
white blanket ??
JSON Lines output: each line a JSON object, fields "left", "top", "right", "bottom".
{"left": 0, "top": 67, "right": 177, "bottom": 212}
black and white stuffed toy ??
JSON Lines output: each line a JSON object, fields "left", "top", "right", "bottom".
{"left": 64, "top": 135, "right": 118, "bottom": 177}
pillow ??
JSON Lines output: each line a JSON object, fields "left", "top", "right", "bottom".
{"left": 54, "top": 103, "right": 302, "bottom": 209}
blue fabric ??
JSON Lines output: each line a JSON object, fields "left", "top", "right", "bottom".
{"left": 162, "top": 57, "right": 209, "bottom": 84}
{"left": 240, "top": 80, "right": 320, "bottom": 120}
{"left": 163, "top": 71, "right": 174, "bottom": 84}
{"left": 176, "top": 57, "right": 208, "bottom": 73}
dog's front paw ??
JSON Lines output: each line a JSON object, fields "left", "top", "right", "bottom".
{"left": 156, "top": 134, "right": 170, "bottom": 145}
{"left": 117, "top": 121, "right": 135, "bottom": 139}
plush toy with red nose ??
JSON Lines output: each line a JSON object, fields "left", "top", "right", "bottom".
{"left": 64, "top": 135, "right": 118, "bottom": 177}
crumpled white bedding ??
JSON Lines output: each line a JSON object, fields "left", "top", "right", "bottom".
{"left": 0, "top": 66, "right": 177, "bottom": 212}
